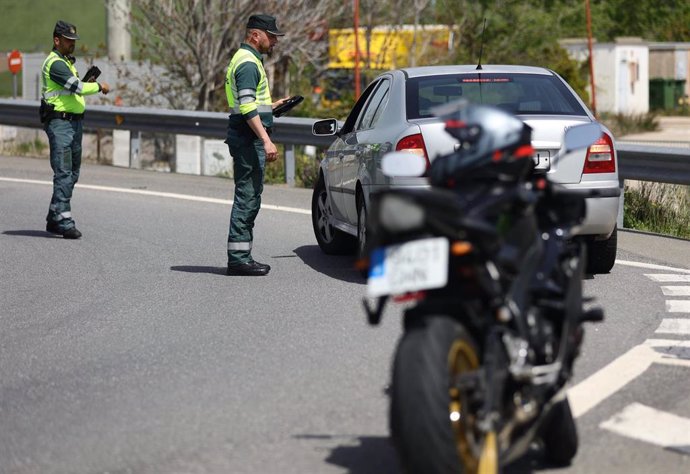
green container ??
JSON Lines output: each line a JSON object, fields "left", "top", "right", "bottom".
{"left": 649, "top": 78, "right": 686, "bottom": 110}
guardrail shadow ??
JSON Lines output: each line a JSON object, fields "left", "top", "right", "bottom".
{"left": 293, "top": 245, "right": 365, "bottom": 284}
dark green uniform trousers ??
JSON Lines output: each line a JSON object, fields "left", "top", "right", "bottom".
{"left": 227, "top": 137, "right": 266, "bottom": 265}
{"left": 45, "top": 118, "right": 82, "bottom": 231}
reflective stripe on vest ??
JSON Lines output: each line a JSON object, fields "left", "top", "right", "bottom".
{"left": 41, "top": 51, "right": 86, "bottom": 113}
{"left": 225, "top": 49, "right": 272, "bottom": 115}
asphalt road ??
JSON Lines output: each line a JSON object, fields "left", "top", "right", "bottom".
{"left": 1, "top": 156, "right": 689, "bottom": 474}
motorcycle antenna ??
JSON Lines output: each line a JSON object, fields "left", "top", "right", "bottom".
{"left": 476, "top": 18, "right": 487, "bottom": 70}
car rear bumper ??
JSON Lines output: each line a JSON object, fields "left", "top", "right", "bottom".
{"left": 562, "top": 180, "right": 620, "bottom": 238}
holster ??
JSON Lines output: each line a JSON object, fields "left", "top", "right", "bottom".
{"left": 39, "top": 100, "right": 55, "bottom": 124}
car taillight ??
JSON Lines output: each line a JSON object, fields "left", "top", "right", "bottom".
{"left": 396, "top": 133, "right": 430, "bottom": 168}
{"left": 583, "top": 133, "right": 615, "bottom": 173}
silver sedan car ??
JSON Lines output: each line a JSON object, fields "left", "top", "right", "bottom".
{"left": 311, "top": 65, "right": 620, "bottom": 273}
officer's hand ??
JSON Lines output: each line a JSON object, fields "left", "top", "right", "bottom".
{"left": 99, "top": 82, "right": 111, "bottom": 95}
{"left": 264, "top": 139, "right": 279, "bottom": 163}
{"left": 273, "top": 96, "right": 291, "bottom": 108}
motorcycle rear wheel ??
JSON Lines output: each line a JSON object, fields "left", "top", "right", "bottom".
{"left": 540, "top": 397, "right": 578, "bottom": 466}
{"left": 390, "top": 315, "right": 485, "bottom": 474}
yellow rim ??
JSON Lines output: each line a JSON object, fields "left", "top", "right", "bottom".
{"left": 477, "top": 431, "right": 498, "bottom": 474}
{"left": 447, "top": 338, "right": 481, "bottom": 473}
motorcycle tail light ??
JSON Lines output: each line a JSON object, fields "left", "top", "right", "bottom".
{"left": 583, "top": 133, "right": 615, "bottom": 173}
{"left": 396, "top": 133, "right": 430, "bottom": 168}
{"left": 379, "top": 194, "right": 425, "bottom": 233}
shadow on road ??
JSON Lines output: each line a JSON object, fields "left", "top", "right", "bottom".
{"left": 293, "top": 245, "right": 365, "bottom": 284}
{"left": 2, "top": 230, "right": 61, "bottom": 238}
{"left": 294, "top": 434, "right": 400, "bottom": 474}
{"left": 170, "top": 265, "right": 227, "bottom": 276}
{"left": 294, "top": 433, "right": 565, "bottom": 474}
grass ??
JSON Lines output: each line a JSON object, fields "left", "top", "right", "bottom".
{"left": 0, "top": 0, "right": 105, "bottom": 54}
{"left": 624, "top": 182, "right": 690, "bottom": 239}
{"left": 0, "top": 71, "right": 22, "bottom": 97}
{"left": 598, "top": 112, "right": 660, "bottom": 137}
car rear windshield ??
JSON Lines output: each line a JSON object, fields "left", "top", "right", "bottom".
{"left": 406, "top": 73, "right": 588, "bottom": 119}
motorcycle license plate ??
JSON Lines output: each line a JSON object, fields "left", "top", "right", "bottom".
{"left": 367, "top": 237, "right": 449, "bottom": 297}
{"left": 533, "top": 150, "right": 551, "bottom": 171}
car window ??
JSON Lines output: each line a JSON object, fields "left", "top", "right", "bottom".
{"left": 340, "top": 80, "right": 380, "bottom": 135}
{"left": 356, "top": 79, "right": 391, "bottom": 131}
{"left": 406, "top": 73, "right": 588, "bottom": 119}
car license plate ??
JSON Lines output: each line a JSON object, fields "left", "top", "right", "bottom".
{"left": 367, "top": 237, "right": 449, "bottom": 297}
{"left": 533, "top": 150, "right": 551, "bottom": 171}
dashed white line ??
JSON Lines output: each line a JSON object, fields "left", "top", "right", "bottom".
{"left": 600, "top": 403, "right": 690, "bottom": 455}
{"left": 661, "top": 286, "right": 690, "bottom": 296}
{"left": 568, "top": 339, "right": 690, "bottom": 418}
{"left": 666, "top": 300, "right": 690, "bottom": 313}
{"left": 618, "top": 260, "right": 690, "bottom": 274}
{"left": 656, "top": 318, "right": 690, "bottom": 335}
{"left": 645, "top": 273, "right": 690, "bottom": 282}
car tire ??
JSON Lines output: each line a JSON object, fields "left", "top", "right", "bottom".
{"left": 586, "top": 225, "right": 617, "bottom": 274}
{"left": 311, "top": 175, "right": 355, "bottom": 254}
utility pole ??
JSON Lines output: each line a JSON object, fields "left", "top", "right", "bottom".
{"left": 107, "top": 0, "right": 132, "bottom": 61}
{"left": 354, "top": 0, "right": 361, "bottom": 99}
{"left": 585, "top": 0, "right": 597, "bottom": 116}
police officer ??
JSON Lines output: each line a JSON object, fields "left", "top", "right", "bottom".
{"left": 224, "top": 14, "right": 288, "bottom": 276}
{"left": 42, "top": 20, "right": 110, "bottom": 239}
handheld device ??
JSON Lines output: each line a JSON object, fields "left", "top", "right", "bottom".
{"left": 273, "top": 95, "right": 304, "bottom": 117}
{"left": 82, "top": 65, "right": 101, "bottom": 83}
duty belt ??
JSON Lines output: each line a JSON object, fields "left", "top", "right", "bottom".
{"left": 49, "top": 111, "right": 84, "bottom": 121}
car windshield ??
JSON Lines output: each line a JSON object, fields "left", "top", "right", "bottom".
{"left": 406, "top": 73, "right": 588, "bottom": 119}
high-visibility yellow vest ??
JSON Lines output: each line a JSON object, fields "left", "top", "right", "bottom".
{"left": 225, "top": 48, "right": 273, "bottom": 117}
{"left": 41, "top": 51, "right": 98, "bottom": 114}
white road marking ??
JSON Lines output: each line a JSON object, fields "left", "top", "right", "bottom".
{"left": 568, "top": 339, "right": 690, "bottom": 418}
{"left": 616, "top": 260, "right": 690, "bottom": 273}
{"left": 661, "top": 286, "right": 690, "bottom": 296}
{"left": 0, "top": 177, "right": 311, "bottom": 215}
{"left": 666, "top": 300, "right": 690, "bottom": 313}
{"left": 645, "top": 273, "right": 690, "bottom": 282}
{"left": 656, "top": 319, "right": 690, "bottom": 335}
{"left": 600, "top": 403, "right": 690, "bottom": 455}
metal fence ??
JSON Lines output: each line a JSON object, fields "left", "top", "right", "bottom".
{"left": 1, "top": 98, "right": 689, "bottom": 186}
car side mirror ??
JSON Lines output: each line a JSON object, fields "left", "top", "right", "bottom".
{"left": 312, "top": 118, "right": 338, "bottom": 136}
{"left": 381, "top": 152, "right": 427, "bottom": 177}
{"left": 563, "top": 123, "right": 602, "bottom": 153}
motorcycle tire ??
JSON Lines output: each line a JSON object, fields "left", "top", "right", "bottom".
{"left": 540, "top": 397, "right": 578, "bottom": 466}
{"left": 390, "top": 315, "right": 482, "bottom": 474}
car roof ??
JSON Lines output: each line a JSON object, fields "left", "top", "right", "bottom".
{"left": 397, "top": 64, "right": 556, "bottom": 78}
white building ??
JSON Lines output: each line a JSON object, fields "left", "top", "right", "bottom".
{"left": 561, "top": 37, "right": 649, "bottom": 115}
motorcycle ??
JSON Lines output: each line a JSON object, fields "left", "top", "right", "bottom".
{"left": 361, "top": 101, "right": 613, "bottom": 473}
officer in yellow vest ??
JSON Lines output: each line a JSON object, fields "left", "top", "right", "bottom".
{"left": 225, "top": 14, "right": 288, "bottom": 276}
{"left": 42, "top": 20, "right": 110, "bottom": 239}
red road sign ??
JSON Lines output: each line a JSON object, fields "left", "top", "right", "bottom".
{"left": 7, "top": 49, "right": 22, "bottom": 75}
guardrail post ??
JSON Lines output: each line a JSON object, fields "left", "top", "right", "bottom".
{"left": 618, "top": 178, "right": 625, "bottom": 229}
{"left": 130, "top": 131, "right": 141, "bottom": 169}
{"left": 285, "top": 144, "right": 295, "bottom": 187}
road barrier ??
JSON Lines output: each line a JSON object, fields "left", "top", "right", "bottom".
{"left": 0, "top": 99, "right": 688, "bottom": 187}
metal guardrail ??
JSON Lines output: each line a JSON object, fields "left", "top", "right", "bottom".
{"left": 0, "top": 99, "right": 336, "bottom": 147}
{"left": 616, "top": 142, "right": 690, "bottom": 185}
{"left": 1, "top": 99, "right": 689, "bottom": 185}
